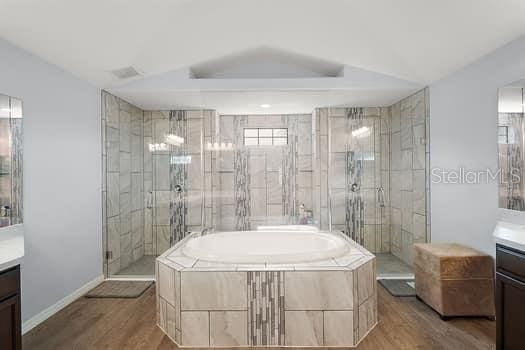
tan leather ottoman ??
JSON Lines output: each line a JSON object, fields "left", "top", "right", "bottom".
{"left": 414, "top": 243, "right": 495, "bottom": 320}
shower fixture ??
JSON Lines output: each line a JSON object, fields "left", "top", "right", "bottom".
{"left": 174, "top": 184, "right": 183, "bottom": 193}
{"left": 377, "top": 187, "right": 386, "bottom": 208}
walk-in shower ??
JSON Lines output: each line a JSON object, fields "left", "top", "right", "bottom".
{"left": 101, "top": 88, "right": 429, "bottom": 278}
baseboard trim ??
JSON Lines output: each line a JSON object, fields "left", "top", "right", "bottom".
{"left": 22, "top": 274, "right": 104, "bottom": 334}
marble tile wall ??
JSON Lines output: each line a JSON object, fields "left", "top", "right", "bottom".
{"left": 102, "top": 91, "right": 145, "bottom": 275}
{"left": 149, "top": 111, "right": 170, "bottom": 254}
{"left": 214, "top": 114, "right": 312, "bottom": 230}
{"left": 134, "top": 94, "right": 428, "bottom": 267}
{"left": 388, "top": 88, "right": 430, "bottom": 265}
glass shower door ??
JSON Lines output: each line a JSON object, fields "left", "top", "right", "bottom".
{"left": 327, "top": 108, "right": 384, "bottom": 253}
{"left": 151, "top": 110, "right": 208, "bottom": 257}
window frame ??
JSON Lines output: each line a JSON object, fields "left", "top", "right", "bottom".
{"left": 243, "top": 128, "right": 288, "bottom": 146}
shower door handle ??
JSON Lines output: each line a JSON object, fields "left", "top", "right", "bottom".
{"left": 146, "top": 191, "right": 153, "bottom": 209}
{"left": 328, "top": 192, "right": 333, "bottom": 232}
{"left": 377, "top": 187, "right": 385, "bottom": 208}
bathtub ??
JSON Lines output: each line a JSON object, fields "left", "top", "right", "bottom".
{"left": 256, "top": 224, "right": 319, "bottom": 232}
{"left": 156, "top": 229, "right": 377, "bottom": 348}
{"left": 182, "top": 230, "right": 349, "bottom": 264}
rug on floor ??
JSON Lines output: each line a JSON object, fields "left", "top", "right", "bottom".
{"left": 85, "top": 280, "right": 153, "bottom": 298}
{"left": 378, "top": 279, "right": 416, "bottom": 297}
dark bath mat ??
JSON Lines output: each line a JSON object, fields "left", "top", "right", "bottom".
{"left": 85, "top": 280, "right": 153, "bottom": 298}
{"left": 378, "top": 279, "right": 416, "bottom": 297}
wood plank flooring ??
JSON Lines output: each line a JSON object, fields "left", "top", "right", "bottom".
{"left": 23, "top": 283, "right": 495, "bottom": 350}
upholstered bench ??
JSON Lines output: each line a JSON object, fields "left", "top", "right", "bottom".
{"left": 413, "top": 243, "right": 495, "bottom": 320}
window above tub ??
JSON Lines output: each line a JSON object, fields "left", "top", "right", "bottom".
{"left": 243, "top": 128, "right": 288, "bottom": 146}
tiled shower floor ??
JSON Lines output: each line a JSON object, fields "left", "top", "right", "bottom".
{"left": 375, "top": 253, "right": 413, "bottom": 278}
{"left": 114, "top": 255, "right": 156, "bottom": 276}
{"left": 112, "top": 252, "right": 412, "bottom": 278}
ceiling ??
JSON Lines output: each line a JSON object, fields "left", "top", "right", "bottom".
{"left": 1, "top": 0, "right": 524, "bottom": 112}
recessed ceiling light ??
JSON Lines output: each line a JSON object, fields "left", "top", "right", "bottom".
{"left": 260, "top": 104, "right": 271, "bottom": 108}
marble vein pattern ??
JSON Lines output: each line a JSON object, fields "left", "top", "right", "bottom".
{"left": 285, "top": 271, "right": 354, "bottom": 310}
{"left": 210, "top": 311, "right": 248, "bottom": 346}
{"left": 285, "top": 310, "right": 323, "bottom": 346}
{"left": 181, "top": 271, "right": 247, "bottom": 310}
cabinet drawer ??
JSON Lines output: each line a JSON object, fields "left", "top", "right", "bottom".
{"left": 0, "top": 266, "right": 20, "bottom": 300}
{"left": 497, "top": 245, "right": 525, "bottom": 282}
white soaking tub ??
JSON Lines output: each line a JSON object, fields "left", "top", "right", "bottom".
{"left": 182, "top": 230, "right": 349, "bottom": 264}
{"left": 156, "top": 229, "right": 377, "bottom": 348}
{"left": 256, "top": 224, "right": 320, "bottom": 232}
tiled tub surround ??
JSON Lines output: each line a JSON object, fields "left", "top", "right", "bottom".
{"left": 156, "top": 232, "right": 377, "bottom": 347}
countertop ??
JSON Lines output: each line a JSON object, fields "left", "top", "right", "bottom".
{"left": 494, "top": 221, "right": 525, "bottom": 252}
{"left": 0, "top": 224, "right": 24, "bottom": 271}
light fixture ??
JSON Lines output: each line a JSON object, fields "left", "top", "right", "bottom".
{"left": 207, "top": 141, "right": 235, "bottom": 151}
{"left": 148, "top": 143, "right": 169, "bottom": 152}
{"left": 351, "top": 126, "right": 371, "bottom": 138}
{"left": 260, "top": 104, "right": 271, "bottom": 108}
{"left": 0, "top": 108, "right": 11, "bottom": 112}
{"left": 165, "top": 134, "right": 184, "bottom": 146}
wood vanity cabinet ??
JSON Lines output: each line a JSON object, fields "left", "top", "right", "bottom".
{"left": 496, "top": 244, "right": 525, "bottom": 350}
{"left": 0, "top": 265, "right": 21, "bottom": 350}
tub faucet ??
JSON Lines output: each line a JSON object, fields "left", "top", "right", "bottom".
{"left": 201, "top": 227, "right": 214, "bottom": 235}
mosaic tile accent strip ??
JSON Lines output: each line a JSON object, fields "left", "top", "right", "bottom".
{"left": 345, "top": 108, "right": 365, "bottom": 245}
{"left": 169, "top": 110, "right": 189, "bottom": 243}
{"left": 234, "top": 116, "right": 251, "bottom": 230}
{"left": 282, "top": 116, "right": 298, "bottom": 218}
{"left": 247, "top": 271, "right": 285, "bottom": 346}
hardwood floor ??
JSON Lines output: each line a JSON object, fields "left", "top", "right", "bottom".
{"left": 23, "top": 283, "right": 495, "bottom": 350}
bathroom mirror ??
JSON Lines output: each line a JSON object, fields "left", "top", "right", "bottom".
{"left": 498, "top": 82, "right": 525, "bottom": 210}
{"left": 0, "top": 93, "right": 23, "bottom": 227}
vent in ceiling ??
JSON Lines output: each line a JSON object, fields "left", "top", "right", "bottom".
{"left": 111, "top": 66, "right": 141, "bottom": 79}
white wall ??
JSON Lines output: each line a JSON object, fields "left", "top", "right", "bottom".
{"left": 0, "top": 38, "right": 102, "bottom": 323}
{"left": 429, "top": 35, "right": 525, "bottom": 256}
